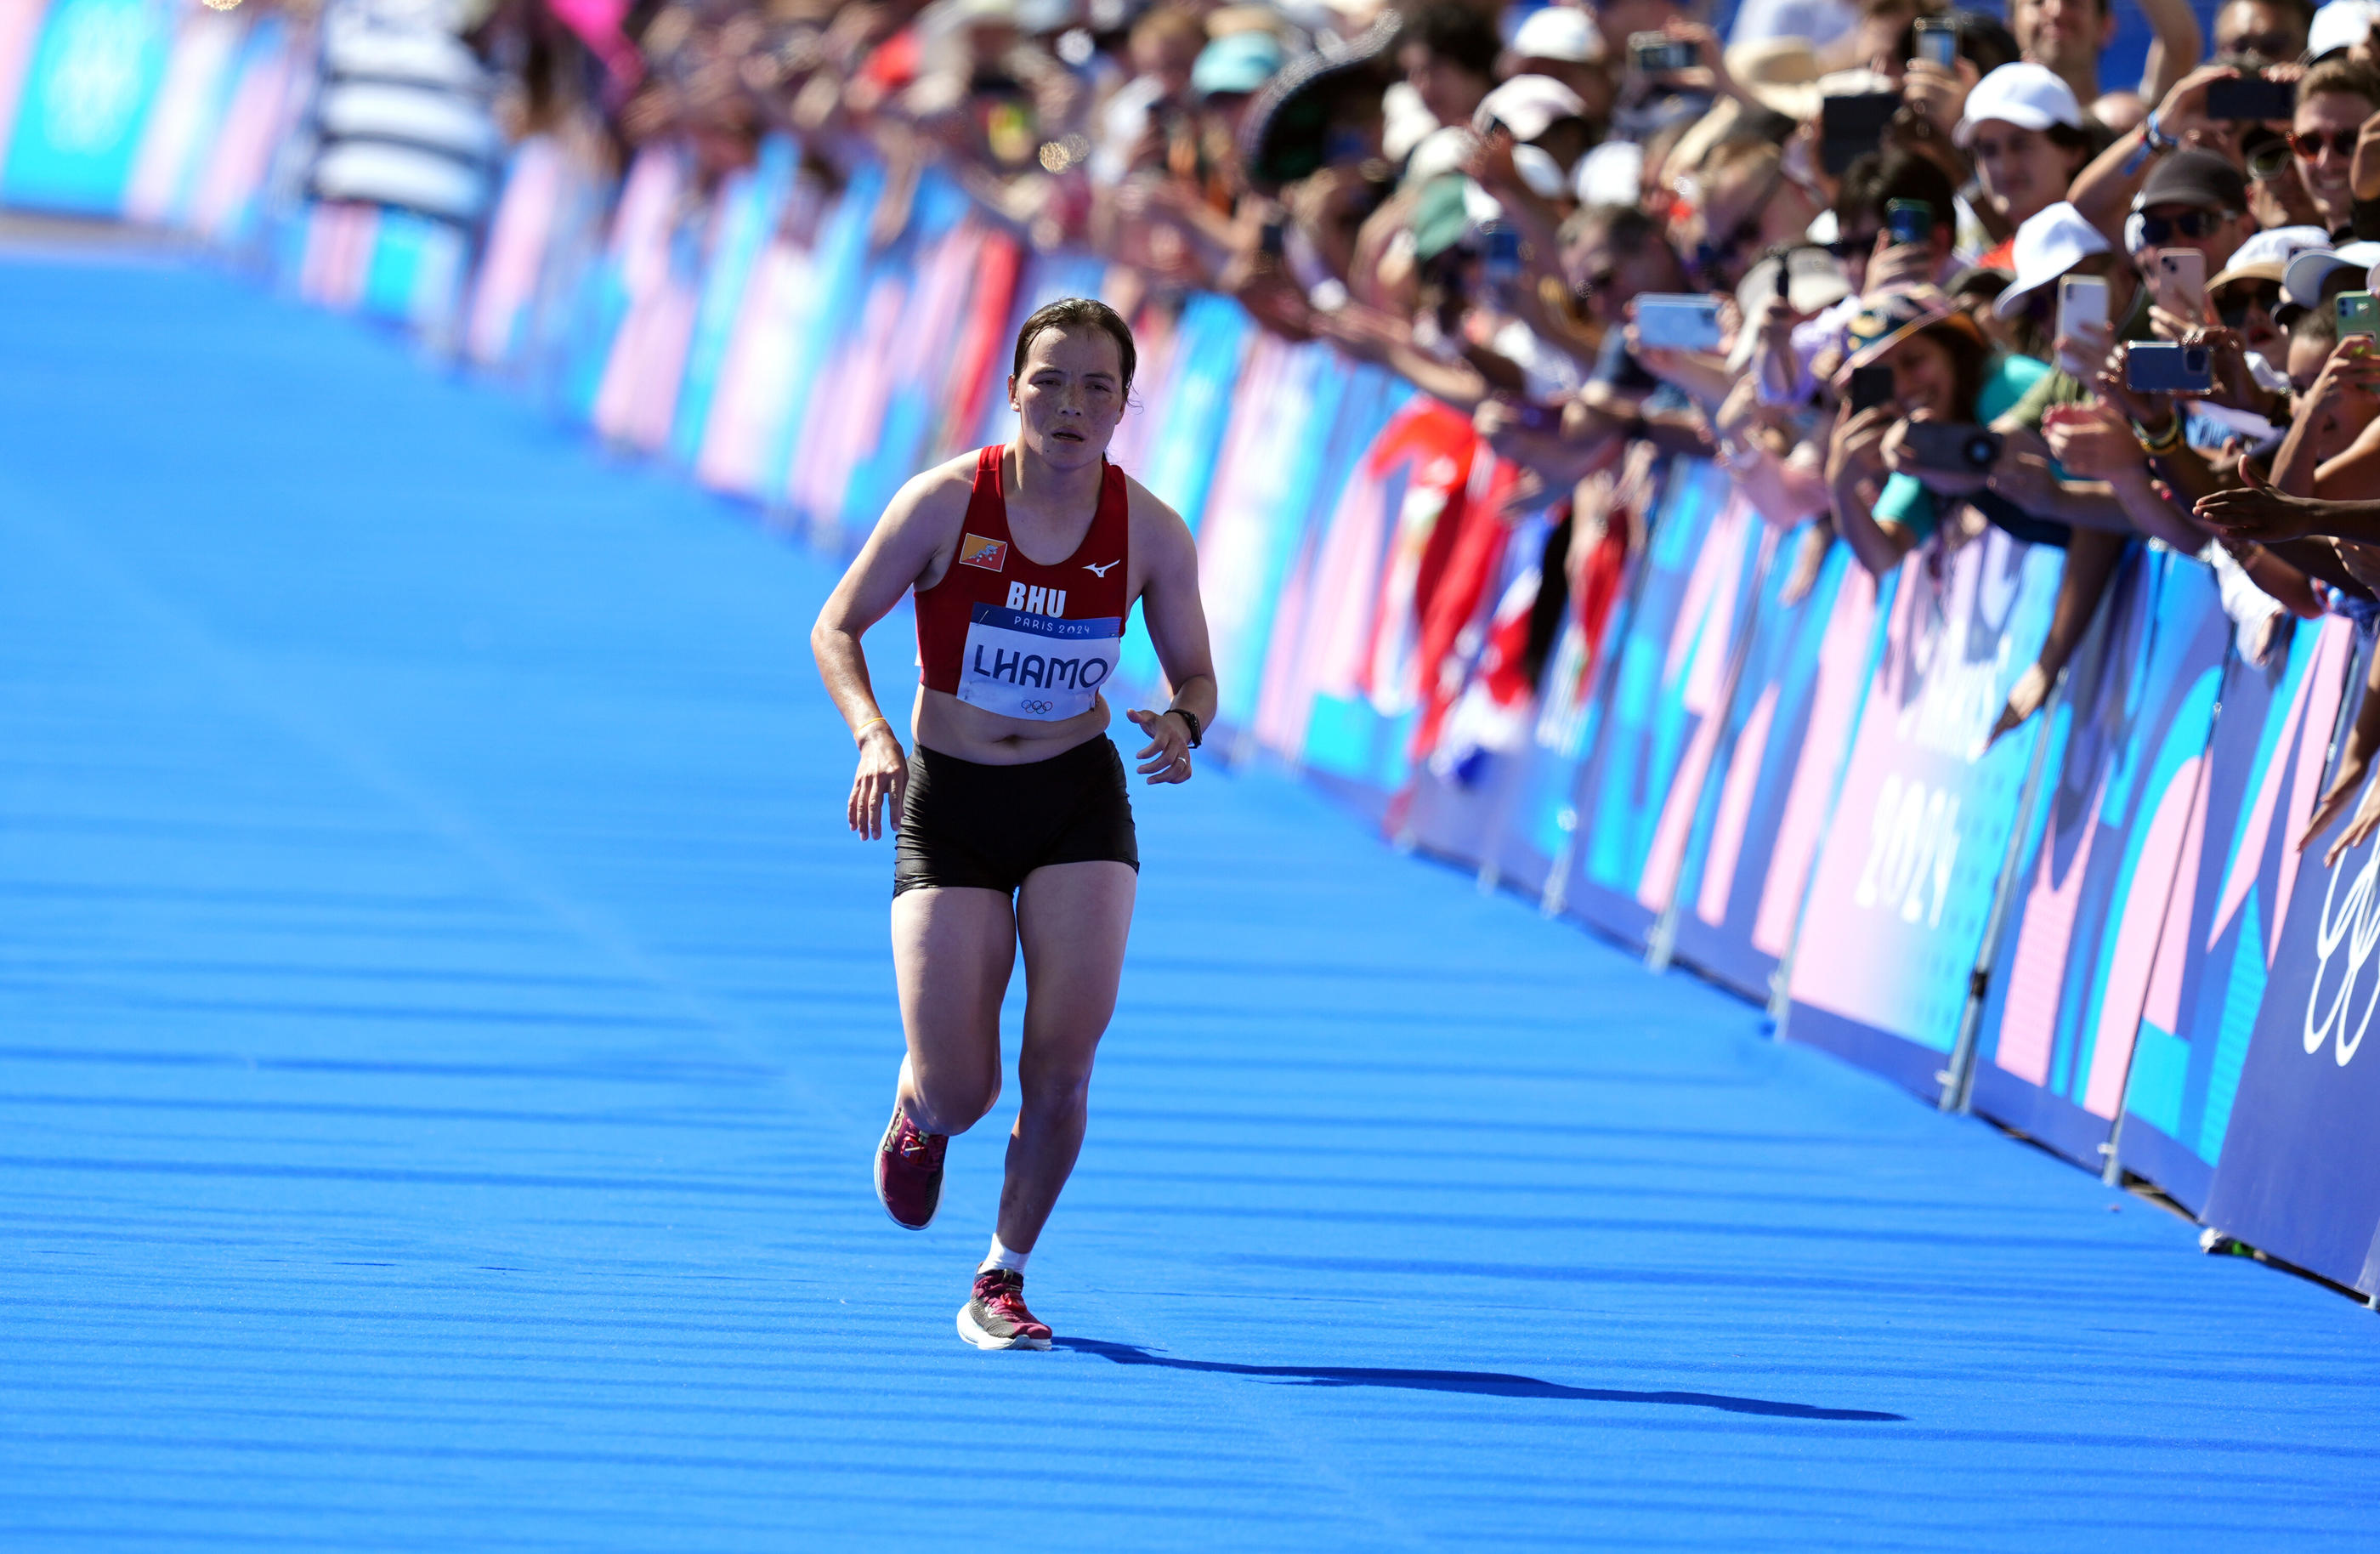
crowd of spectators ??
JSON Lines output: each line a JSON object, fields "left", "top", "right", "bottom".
{"left": 389, "top": 0, "right": 2380, "bottom": 854}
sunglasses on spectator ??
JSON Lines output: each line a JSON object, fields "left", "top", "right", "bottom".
{"left": 2291, "top": 128, "right": 2360, "bottom": 159}
{"left": 2244, "top": 139, "right": 2293, "bottom": 181}
{"left": 2216, "top": 284, "right": 2283, "bottom": 326}
{"left": 1826, "top": 229, "right": 1882, "bottom": 259}
{"left": 2224, "top": 31, "right": 2300, "bottom": 57}
{"left": 2137, "top": 209, "right": 2229, "bottom": 244}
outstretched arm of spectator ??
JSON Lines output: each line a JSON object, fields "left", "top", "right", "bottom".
{"left": 2066, "top": 65, "right": 2237, "bottom": 246}
{"left": 2196, "top": 461, "right": 2380, "bottom": 544}
{"left": 2136, "top": 0, "right": 2204, "bottom": 108}
{"left": 1311, "top": 302, "right": 1493, "bottom": 411}
{"left": 1990, "top": 527, "right": 2126, "bottom": 745}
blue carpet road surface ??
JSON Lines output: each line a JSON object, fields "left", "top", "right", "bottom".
{"left": 1, "top": 252, "right": 2375, "bottom": 1551}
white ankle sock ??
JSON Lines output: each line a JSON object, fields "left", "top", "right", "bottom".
{"left": 979, "top": 1235, "right": 1028, "bottom": 1274}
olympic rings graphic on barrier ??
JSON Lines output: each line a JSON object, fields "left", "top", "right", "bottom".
{"left": 2305, "top": 843, "right": 2380, "bottom": 1068}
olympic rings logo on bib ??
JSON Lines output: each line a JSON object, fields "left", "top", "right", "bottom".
{"left": 955, "top": 604, "right": 1125, "bottom": 723}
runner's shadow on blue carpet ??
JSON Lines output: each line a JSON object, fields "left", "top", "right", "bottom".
{"left": 1054, "top": 1339, "right": 1907, "bottom": 1420}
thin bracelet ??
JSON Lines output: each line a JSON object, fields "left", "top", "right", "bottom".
{"left": 853, "top": 714, "right": 889, "bottom": 745}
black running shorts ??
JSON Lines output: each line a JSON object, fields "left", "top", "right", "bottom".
{"left": 893, "top": 736, "right": 1139, "bottom": 897}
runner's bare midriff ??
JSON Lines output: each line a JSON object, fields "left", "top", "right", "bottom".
{"left": 911, "top": 684, "right": 1111, "bottom": 764}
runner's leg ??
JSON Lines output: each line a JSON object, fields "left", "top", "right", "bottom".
{"left": 891, "top": 886, "right": 1016, "bottom": 1135}
{"left": 996, "top": 859, "right": 1136, "bottom": 1251}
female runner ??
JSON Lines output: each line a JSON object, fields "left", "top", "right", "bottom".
{"left": 810, "top": 298, "right": 1216, "bottom": 1350}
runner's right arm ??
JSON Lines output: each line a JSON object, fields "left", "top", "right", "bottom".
{"left": 812, "top": 465, "right": 966, "bottom": 839}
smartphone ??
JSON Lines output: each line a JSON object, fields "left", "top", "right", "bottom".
{"left": 2339, "top": 290, "right": 2379, "bottom": 339}
{"left": 1902, "top": 422, "right": 2004, "bottom": 472}
{"left": 1885, "top": 199, "right": 1932, "bottom": 247}
{"left": 2149, "top": 247, "right": 2207, "bottom": 320}
{"left": 1821, "top": 93, "right": 1902, "bottom": 175}
{"left": 2057, "top": 274, "right": 2111, "bottom": 340}
{"left": 2125, "top": 341, "right": 2214, "bottom": 393}
{"left": 2207, "top": 75, "right": 2295, "bottom": 122}
{"left": 1258, "top": 217, "right": 1287, "bottom": 258}
{"left": 1634, "top": 293, "right": 1725, "bottom": 350}
{"left": 1629, "top": 32, "right": 1696, "bottom": 74}
{"left": 1912, "top": 17, "right": 1958, "bottom": 67}
{"left": 1482, "top": 224, "right": 1522, "bottom": 286}
{"left": 1849, "top": 364, "right": 1896, "bottom": 414}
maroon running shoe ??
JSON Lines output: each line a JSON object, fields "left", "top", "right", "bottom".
{"left": 958, "top": 1268, "right": 1052, "bottom": 1350}
{"left": 874, "top": 1103, "right": 947, "bottom": 1229}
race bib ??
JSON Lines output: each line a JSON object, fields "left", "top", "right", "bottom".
{"left": 955, "top": 604, "right": 1123, "bottom": 721}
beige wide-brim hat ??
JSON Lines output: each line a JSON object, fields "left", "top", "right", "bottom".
{"left": 1726, "top": 37, "right": 1820, "bottom": 121}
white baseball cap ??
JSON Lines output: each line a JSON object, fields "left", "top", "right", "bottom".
{"left": 2283, "top": 241, "right": 2380, "bottom": 308}
{"left": 1955, "top": 62, "right": 2087, "bottom": 149}
{"left": 1510, "top": 4, "right": 1601, "bottom": 65}
{"left": 1474, "top": 74, "right": 1589, "bottom": 144}
{"left": 2211, "top": 224, "right": 2333, "bottom": 292}
{"left": 2309, "top": 0, "right": 2380, "bottom": 60}
{"left": 1994, "top": 201, "right": 2112, "bottom": 317}
{"left": 1573, "top": 139, "right": 1642, "bottom": 207}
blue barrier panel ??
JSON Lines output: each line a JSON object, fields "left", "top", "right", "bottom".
{"left": 1558, "top": 461, "right": 1762, "bottom": 948}
{"left": 1782, "top": 530, "right": 2062, "bottom": 1097}
{"left": 668, "top": 134, "right": 795, "bottom": 469}
{"left": 2, "top": 0, "right": 173, "bottom": 215}
{"left": 2202, "top": 644, "right": 2380, "bottom": 1295}
{"left": 1969, "top": 550, "right": 2227, "bottom": 1168}
{"left": 1182, "top": 336, "right": 1349, "bottom": 735}
{"left": 1665, "top": 531, "right": 1877, "bottom": 1001}
{"left": 762, "top": 161, "right": 881, "bottom": 516}
{"left": 2117, "top": 615, "right": 2359, "bottom": 1211}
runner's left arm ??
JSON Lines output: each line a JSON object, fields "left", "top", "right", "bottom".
{"left": 1127, "top": 489, "right": 1217, "bottom": 785}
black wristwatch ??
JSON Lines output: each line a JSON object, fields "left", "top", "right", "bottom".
{"left": 1170, "top": 707, "right": 1203, "bottom": 748}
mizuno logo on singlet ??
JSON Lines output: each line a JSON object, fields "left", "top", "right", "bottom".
{"left": 1005, "top": 581, "right": 1067, "bottom": 616}
{"left": 1084, "top": 559, "right": 1119, "bottom": 577}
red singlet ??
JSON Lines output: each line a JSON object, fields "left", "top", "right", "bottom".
{"left": 915, "top": 445, "right": 1131, "bottom": 723}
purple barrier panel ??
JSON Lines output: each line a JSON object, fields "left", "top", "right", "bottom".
{"left": 186, "top": 14, "right": 299, "bottom": 248}
{"left": 1247, "top": 366, "right": 1408, "bottom": 747}
{"left": 0, "top": 0, "right": 47, "bottom": 179}
{"left": 558, "top": 144, "right": 688, "bottom": 425}
{"left": 670, "top": 134, "right": 796, "bottom": 470}
{"left": 123, "top": 3, "right": 246, "bottom": 226}
{"left": 1967, "top": 551, "right": 2227, "bottom": 1169}
{"left": 2116, "top": 615, "right": 2357, "bottom": 1213}
{"left": 1192, "top": 335, "right": 1348, "bottom": 740}
{"left": 2201, "top": 631, "right": 2380, "bottom": 1295}
{"left": 1663, "top": 532, "right": 1882, "bottom": 1002}
{"left": 1113, "top": 293, "right": 1255, "bottom": 689}
{"left": 1557, "top": 460, "right": 1764, "bottom": 950}
{"left": 1782, "top": 528, "right": 2063, "bottom": 1098}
